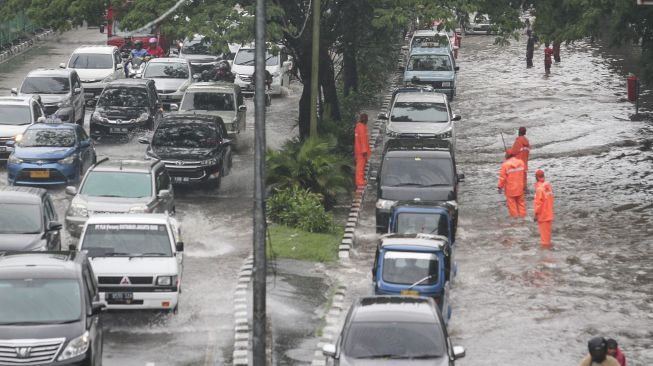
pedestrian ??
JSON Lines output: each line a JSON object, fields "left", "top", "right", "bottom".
{"left": 511, "top": 126, "right": 530, "bottom": 191}
{"left": 606, "top": 339, "right": 627, "bottom": 366}
{"left": 544, "top": 42, "right": 553, "bottom": 75}
{"left": 497, "top": 149, "right": 526, "bottom": 218}
{"left": 526, "top": 30, "right": 536, "bottom": 68}
{"left": 354, "top": 113, "right": 370, "bottom": 188}
{"left": 533, "top": 170, "right": 554, "bottom": 247}
{"left": 578, "top": 337, "right": 620, "bottom": 366}
{"left": 553, "top": 41, "right": 561, "bottom": 62}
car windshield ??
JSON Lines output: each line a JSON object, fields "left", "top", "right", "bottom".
{"left": 20, "top": 77, "right": 70, "bottom": 95}
{"left": 80, "top": 171, "right": 152, "bottom": 198}
{"left": 0, "top": 203, "right": 42, "bottom": 234}
{"left": 0, "top": 279, "right": 81, "bottom": 325}
{"left": 412, "top": 35, "right": 450, "bottom": 49}
{"left": 396, "top": 212, "right": 448, "bottom": 236}
{"left": 344, "top": 320, "right": 445, "bottom": 358}
{"left": 144, "top": 62, "right": 189, "bottom": 79}
{"left": 153, "top": 122, "right": 218, "bottom": 148}
{"left": 98, "top": 87, "right": 149, "bottom": 108}
{"left": 20, "top": 128, "right": 76, "bottom": 147}
{"left": 0, "top": 105, "right": 31, "bottom": 125}
{"left": 233, "top": 49, "right": 278, "bottom": 66}
{"left": 181, "top": 92, "right": 234, "bottom": 111}
{"left": 81, "top": 223, "right": 172, "bottom": 257}
{"left": 182, "top": 38, "right": 213, "bottom": 55}
{"left": 68, "top": 53, "right": 113, "bottom": 69}
{"left": 407, "top": 54, "right": 452, "bottom": 71}
{"left": 391, "top": 101, "right": 449, "bottom": 122}
{"left": 382, "top": 251, "right": 439, "bottom": 285}
{"left": 381, "top": 157, "right": 454, "bottom": 187}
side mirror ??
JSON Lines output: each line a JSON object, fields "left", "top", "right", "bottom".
{"left": 158, "top": 189, "right": 172, "bottom": 199}
{"left": 10, "top": 88, "right": 18, "bottom": 95}
{"left": 5, "top": 140, "right": 15, "bottom": 147}
{"left": 47, "top": 221, "right": 63, "bottom": 231}
{"left": 37, "top": 117, "right": 47, "bottom": 123}
{"left": 377, "top": 112, "right": 388, "bottom": 120}
{"left": 454, "top": 66, "right": 460, "bottom": 71}
{"left": 59, "top": 63, "right": 66, "bottom": 69}
{"left": 452, "top": 114, "right": 461, "bottom": 121}
{"left": 221, "top": 138, "right": 232, "bottom": 145}
{"left": 137, "top": 137, "right": 150, "bottom": 145}
{"left": 79, "top": 140, "right": 91, "bottom": 148}
{"left": 169, "top": 103, "right": 179, "bottom": 111}
{"left": 175, "top": 241, "right": 184, "bottom": 252}
{"left": 453, "top": 346, "right": 466, "bottom": 359}
{"left": 91, "top": 302, "right": 106, "bottom": 315}
{"left": 65, "top": 186, "right": 78, "bottom": 196}
{"left": 238, "top": 105, "right": 247, "bottom": 112}
{"left": 322, "top": 344, "right": 336, "bottom": 358}
{"left": 74, "top": 87, "right": 82, "bottom": 95}
{"left": 457, "top": 173, "right": 465, "bottom": 182}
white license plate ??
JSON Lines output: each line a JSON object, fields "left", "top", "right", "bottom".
{"left": 107, "top": 292, "right": 133, "bottom": 301}
{"left": 110, "top": 127, "right": 129, "bottom": 134}
{"left": 173, "top": 177, "right": 190, "bottom": 183}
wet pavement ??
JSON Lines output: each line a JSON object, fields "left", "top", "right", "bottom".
{"left": 0, "top": 27, "right": 301, "bottom": 366}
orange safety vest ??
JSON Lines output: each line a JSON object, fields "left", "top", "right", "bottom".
{"left": 498, "top": 157, "right": 525, "bottom": 197}
{"left": 534, "top": 181, "right": 554, "bottom": 222}
{"left": 354, "top": 122, "right": 370, "bottom": 157}
{"left": 511, "top": 136, "right": 530, "bottom": 166}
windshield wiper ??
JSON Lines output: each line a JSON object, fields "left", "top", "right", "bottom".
{"left": 418, "top": 183, "right": 450, "bottom": 187}
{"left": 407, "top": 274, "right": 434, "bottom": 290}
{"left": 390, "top": 183, "right": 423, "bottom": 187}
{"left": 93, "top": 194, "right": 124, "bottom": 198}
{"left": 103, "top": 252, "right": 131, "bottom": 257}
{"left": 360, "top": 354, "right": 404, "bottom": 359}
{"left": 141, "top": 253, "right": 167, "bottom": 256}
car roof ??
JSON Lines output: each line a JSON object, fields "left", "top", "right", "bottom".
{"left": 384, "top": 138, "right": 453, "bottom": 156}
{"left": 379, "top": 233, "right": 449, "bottom": 249}
{"left": 72, "top": 45, "right": 117, "bottom": 54}
{"left": 413, "top": 30, "right": 438, "bottom": 36}
{"left": 106, "top": 79, "right": 152, "bottom": 87}
{"left": 353, "top": 296, "right": 438, "bottom": 323}
{"left": 0, "top": 96, "right": 35, "bottom": 106}
{"left": 395, "top": 92, "right": 447, "bottom": 103}
{"left": 0, "top": 251, "right": 83, "bottom": 279}
{"left": 409, "top": 47, "right": 451, "bottom": 56}
{"left": 148, "top": 57, "right": 189, "bottom": 64}
{"left": 186, "top": 82, "right": 238, "bottom": 92}
{"left": 26, "top": 121, "right": 77, "bottom": 131}
{"left": 92, "top": 159, "right": 159, "bottom": 173}
{"left": 0, "top": 186, "right": 46, "bottom": 204}
{"left": 86, "top": 213, "right": 171, "bottom": 225}
{"left": 26, "top": 68, "right": 74, "bottom": 78}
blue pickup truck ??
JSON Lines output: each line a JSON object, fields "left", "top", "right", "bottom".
{"left": 387, "top": 202, "right": 458, "bottom": 245}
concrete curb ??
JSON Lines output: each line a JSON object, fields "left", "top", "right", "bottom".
{"left": 232, "top": 254, "right": 254, "bottom": 366}
{"left": 310, "top": 284, "right": 348, "bottom": 366}
{"left": 0, "top": 29, "right": 55, "bottom": 64}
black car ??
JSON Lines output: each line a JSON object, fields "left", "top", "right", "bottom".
{"left": 322, "top": 296, "right": 465, "bottom": 365}
{"left": 140, "top": 114, "right": 232, "bottom": 189}
{"left": 90, "top": 79, "right": 162, "bottom": 138}
{"left": 0, "top": 186, "right": 62, "bottom": 251}
{"left": 374, "top": 139, "right": 464, "bottom": 232}
{"left": 0, "top": 251, "right": 104, "bottom": 365}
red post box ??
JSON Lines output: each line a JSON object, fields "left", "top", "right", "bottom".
{"left": 627, "top": 74, "right": 638, "bottom": 102}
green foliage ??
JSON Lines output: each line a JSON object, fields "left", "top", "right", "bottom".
{"left": 267, "top": 223, "right": 342, "bottom": 262}
{"left": 266, "top": 136, "right": 352, "bottom": 208}
{"left": 267, "top": 186, "right": 336, "bottom": 233}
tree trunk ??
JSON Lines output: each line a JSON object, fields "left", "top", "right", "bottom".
{"left": 319, "top": 47, "right": 341, "bottom": 121}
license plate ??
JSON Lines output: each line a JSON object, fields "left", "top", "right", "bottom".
{"left": 107, "top": 292, "right": 133, "bottom": 301}
{"left": 173, "top": 176, "right": 190, "bottom": 183}
{"left": 400, "top": 290, "right": 420, "bottom": 297}
{"left": 110, "top": 127, "right": 129, "bottom": 134}
{"left": 30, "top": 170, "right": 50, "bottom": 178}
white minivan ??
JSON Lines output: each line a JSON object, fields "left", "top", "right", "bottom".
{"left": 61, "top": 45, "right": 124, "bottom": 102}
{"left": 231, "top": 44, "right": 292, "bottom": 96}
{"left": 77, "top": 214, "right": 183, "bottom": 312}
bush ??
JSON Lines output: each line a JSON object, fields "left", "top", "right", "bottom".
{"left": 267, "top": 185, "right": 336, "bottom": 233}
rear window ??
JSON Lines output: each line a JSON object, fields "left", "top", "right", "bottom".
{"left": 69, "top": 53, "right": 113, "bottom": 69}
{"left": 181, "top": 92, "right": 234, "bottom": 111}
{"left": 381, "top": 156, "right": 453, "bottom": 187}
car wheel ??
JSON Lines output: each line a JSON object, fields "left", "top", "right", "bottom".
{"left": 207, "top": 175, "right": 221, "bottom": 190}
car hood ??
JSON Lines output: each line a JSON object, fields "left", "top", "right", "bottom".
{"left": 0, "top": 124, "right": 30, "bottom": 138}
{"left": 31, "top": 94, "right": 69, "bottom": 105}
{"left": 380, "top": 185, "right": 455, "bottom": 202}
{"left": 181, "top": 54, "right": 220, "bottom": 64}
{"left": 0, "top": 233, "right": 44, "bottom": 251}
{"left": 0, "top": 321, "right": 85, "bottom": 341}
{"left": 404, "top": 70, "right": 455, "bottom": 81}
{"left": 339, "top": 354, "right": 449, "bottom": 366}
{"left": 150, "top": 146, "right": 215, "bottom": 161}
{"left": 15, "top": 146, "right": 75, "bottom": 160}
{"left": 96, "top": 106, "right": 148, "bottom": 120}
{"left": 76, "top": 68, "right": 113, "bottom": 82}
{"left": 151, "top": 78, "right": 187, "bottom": 91}
{"left": 76, "top": 196, "right": 150, "bottom": 213}
{"left": 87, "top": 256, "right": 177, "bottom": 276}
{"left": 387, "top": 122, "right": 452, "bottom": 134}
{"left": 232, "top": 64, "right": 279, "bottom": 75}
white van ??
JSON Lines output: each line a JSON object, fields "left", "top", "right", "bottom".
{"left": 231, "top": 44, "right": 292, "bottom": 96}
{"left": 78, "top": 214, "right": 183, "bottom": 312}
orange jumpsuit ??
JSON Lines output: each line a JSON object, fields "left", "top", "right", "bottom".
{"left": 512, "top": 136, "right": 530, "bottom": 189}
{"left": 354, "top": 121, "right": 370, "bottom": 187}
{"left": 498, "top": 157, "right": 526, "bottom": 217}
{"left": 534, "top": 180, "right": 554, "bottom": 246}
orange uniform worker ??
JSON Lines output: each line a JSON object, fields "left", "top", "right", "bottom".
{"left": 533, "top": 169, "right": 554, "bottom": 247}
{"left": 354, "top": 113, "right": 370, "bottom": 187}
{"left": 511, "top": 126, "right": 530, "bottom": 190}
{"left": 498, "top": 149, "right": 526, "bottom": 218}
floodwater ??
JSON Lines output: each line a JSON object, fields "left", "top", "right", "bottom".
{"left": 343, "top": 34, "right": 653, "bottom": 366}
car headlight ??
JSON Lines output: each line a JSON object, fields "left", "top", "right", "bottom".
{"left": 437, "top": 129, "right": 453, "bottom": 139}
{"left": 58, "top": 331, "right": 90, "bottom": 361}
{"left": 58, "top": 154, "right": 76, "bottom": 165}
{"left": 69, "top": 203, "right": 88, "bottom": 217}
{"left": 201, "top": 158, "right": 217, "bottom": 166}
{"left": 156, "top": 275, "right": 177, "bottom": 286}
{"left": 135, "top": 112, "right": 150, "bottom": 123}
{"left": 7, "top": 154, "right": 22, "bottom": 164}
{"left": 14, "top": 134, "right": 23, "bottom": 143}
{"left": 386, "top": 129, "right": 399, "bottom": 137}
{"left": 129, "top": 205, "right": 149, "bottom": 213}
{"left": 441, "top": 81, "right": 452, "bottom": 87}
{"left": 376, "top": 199, "right": 397, "bottom": 210}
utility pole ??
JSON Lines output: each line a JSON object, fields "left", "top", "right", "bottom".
{"left": 252, "top": 0, "right": 267, "bottom": 363}
{"left": 309, "top": 0, "right": 320, "bottom": 137}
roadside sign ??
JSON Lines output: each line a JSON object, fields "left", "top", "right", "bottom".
{"left": 637, "top": 0, "right": 653, "bottom": 5}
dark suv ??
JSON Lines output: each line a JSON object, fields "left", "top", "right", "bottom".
{"left": 374, "top": 139, "right": 463, "bottom": 232}
{"left": 90, "top": 79, "right": 162, "bottom": 138}
{"left": 0, "top": 251, "right": 104, "bottom": 365}
{"left": 140, "top": 114, "right": 232, "bottom": 189}
{"left": 0, "top": 187, "right": 62, "bottom": 251}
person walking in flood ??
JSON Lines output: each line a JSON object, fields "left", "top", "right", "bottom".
{"left": 354, "top": 113, "right": 370, "bottom": 188}
{"left": 526, "top": 30, "right": 537, "bottom": 68}
{"left": 533, "top": 170, "right": 554, "bottom": 247}
{"left": 544, "top": 42, "right": 553, "bottom": 75}
{"left": 553, "top": 41, "right": 561, "bottom": 62}
{"left": 578, "top": 337, "right": 620, "bottom": 366}
{"left": 511, "top": 126, "right": 530, "bottom": 191}
{"left": 498, "top": 149, "right": 526, "bottom": 218}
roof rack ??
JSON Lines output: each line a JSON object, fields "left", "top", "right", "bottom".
{"left": 384, "top": 138, "right": 452, "bottom": 152}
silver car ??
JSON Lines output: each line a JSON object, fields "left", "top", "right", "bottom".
{"left": 64, "top": 158, "right": 175, "bottom": 237}
{"left": 175, "top": 82, "right": 246, "bottom": 135}
{"left": 141, "top": 57, "right": 194, "bottom": 108}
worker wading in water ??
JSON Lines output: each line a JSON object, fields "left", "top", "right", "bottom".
{"left": 354, "top": 113, "right": 370, "bottom": 188}
{"left": 498, "top": 149, "right": 526, "bottom": 218}
{"left": 511, "top": 126, "right": 530, "bottom": 192}
{"left": 533, "top": 169, "right": 554, "bottom": 247}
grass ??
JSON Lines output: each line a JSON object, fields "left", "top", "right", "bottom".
{"left": 267, "top": 224, "right": 343, "bottom": 263}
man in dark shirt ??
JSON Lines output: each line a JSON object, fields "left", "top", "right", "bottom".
{"left": 526, "top": 30, "right": 537, "bottom": 68}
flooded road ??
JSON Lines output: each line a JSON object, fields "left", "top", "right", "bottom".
{"left": 343, "top": 34, "right": 652, "bottom": 366}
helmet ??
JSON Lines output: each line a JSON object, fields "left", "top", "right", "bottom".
{"left": 134, "top": 40, "right": 143, "bottom": 48}
{"left": 149, "top": 37, "right": 158, "bottom": 44}
{"left": 588, "top": 337, "right": 607, "bottom": 363}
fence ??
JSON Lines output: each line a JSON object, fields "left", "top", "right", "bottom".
{"left": 0, "top": 11, "right": 38, "bottom": 51}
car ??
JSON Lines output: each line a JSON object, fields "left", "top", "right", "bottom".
{"left": 11, "top": 68, "right": 86, "bottom": 125}
{"left": 388, "top": 202, "right": 458, "bottom": 244}
{"left": 64, "top": 158, "right": 175, "bottom": 237}
{"left": 89, "top": 79, "right": 163, "bottom": 138}
{"left": 0, "top": 251, "right": 104, "bottom": 365}
{"left": 409, "top": 30, "right": 453, "bottom": 52}
{"left": 379, "top": 90, "right": 461, "bottom": 148}
{"left": 0, "top": 187, "right": 62, "bottom": 251}
{"left": 7, "top": 121, "right": 96, "bottom": 186}
{"left": 231, "top": 44, "right": 292, "bottom": 95}
{"left": 61, "top": 45, "right": 125, "bottom": 102}
{"left": 373, "top": 139, "right": 464, "bottom": 233}
{"left": 372, "top": 234, "right": 454, "bottom": 322}
{"left": 175, "top": 82, "right": 247, "bottom": 135}
{"left": 140, "top": 114, "right": 232, "bottom": 189}
{"left": 465, "top": 13, "right": 494, "bottom": 35}
{"left": 404, "top": 47, "right": 459, "bottom": 100}
{"left": 77, "top": 214, "right": 183, "bottom": 311}
{"left": 141, "top": 57, "right": 193, "bottom": 108}
{"left": 177, "top": 34, "right": 222, "bottom": 73}
{"left": 0, "top": 96, "right": 45, "bottom": 161}
{"left": 322, "top": 296, "right": 465, "bottom": 365}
